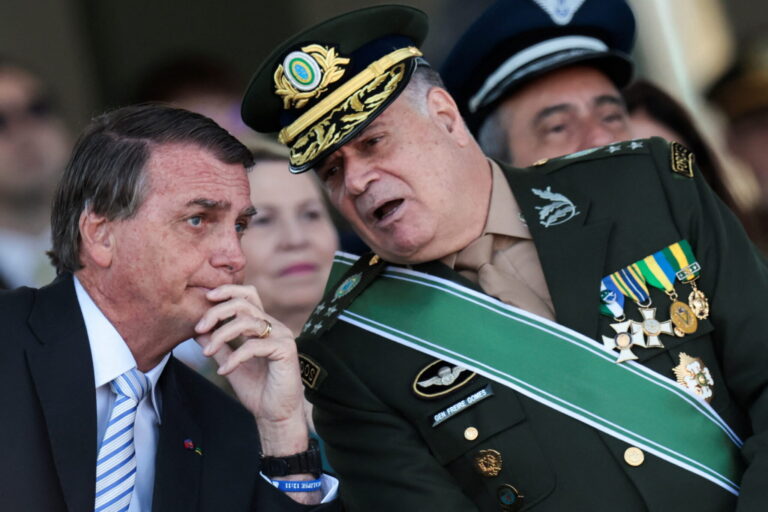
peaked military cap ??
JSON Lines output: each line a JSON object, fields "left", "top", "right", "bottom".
{"left": 441, "top": 0, "right": 636, "bottom": 133}
{"left": 241, "top": 5, "right": 428, "bottom": 173}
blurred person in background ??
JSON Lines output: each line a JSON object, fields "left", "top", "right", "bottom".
{"left": 0, "top": 58, "right": 70, "bottom": 289}
{"left": 708, "top": 39, "right": 768, "bottom": 215}
{"left": 625, "top": 78, "right": 768, "bottom": 254}
{"left": 133, "top": 55, "right": 254, "bottom": 143}
{"left": 625, "top": 79, "right": 738, "bottom": 213}
{"left": 243, "top": 149, "right": 339, "bottom": 337}
{"left": 441, "top": 0, "right": 635, "bottom": 167}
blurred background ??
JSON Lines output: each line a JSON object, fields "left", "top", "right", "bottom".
{"left": 2, "top": 0, "right": 763, "bottom": 132}
{"left": 2, "top": 0, "right": 768, "bottom": 272}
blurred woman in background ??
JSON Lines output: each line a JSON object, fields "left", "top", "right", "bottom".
{"left": 242, "top": 149, "right": 339, "bottom": 336}
{"left": 624, "top": 79, "right": 768, "bottom": 253}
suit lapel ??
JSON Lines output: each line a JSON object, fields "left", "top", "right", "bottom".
{"left": 152, "top": 358, "right": 202, "bottom": 511}
{"left": 502, "top": 165, "right": 612, "bottom": 339}
{"left": 25, "top": 274, "right": 98, "bottom": 512}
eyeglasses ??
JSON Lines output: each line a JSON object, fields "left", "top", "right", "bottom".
{"left": 0, "top": 96, "right": 55, "bottom": 133}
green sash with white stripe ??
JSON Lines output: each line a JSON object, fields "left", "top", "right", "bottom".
{"left": 329, "top": 252, "right": 744, "bottom": 494}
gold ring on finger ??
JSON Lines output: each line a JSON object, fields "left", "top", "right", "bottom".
{"left": 256, "top": 319, "right": 272, "bottom": 338}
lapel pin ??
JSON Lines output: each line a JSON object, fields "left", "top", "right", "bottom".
{"left": 184, "top": 438, "right": 203, "bottom": 456}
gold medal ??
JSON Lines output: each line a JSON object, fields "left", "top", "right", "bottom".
{"left": 688, "top": 282, "right": 709, "bottom": 320}
{"left": 669, "top": 300, "right": 698, "bottom": 335}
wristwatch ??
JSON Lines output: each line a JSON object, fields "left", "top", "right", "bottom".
{"left": 260, "top": 438, "right": 322, "bottom": 478}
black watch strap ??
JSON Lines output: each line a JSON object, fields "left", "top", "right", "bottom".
{"left": 260, "top": 438, "right": 322, "bottom": 478}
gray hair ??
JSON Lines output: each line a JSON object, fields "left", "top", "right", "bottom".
{"left": 401, "top": 64, "right": 446, "bottom": 115}
{"left": 49, "top": 104, "right": 254, "bottom": 274}
{"left": 477, "top": 107, "right": 512, "bottom": 163}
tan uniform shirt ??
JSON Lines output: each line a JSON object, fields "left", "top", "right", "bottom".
{"left": 442, "top": 160, "right": 555, "bottom": 320}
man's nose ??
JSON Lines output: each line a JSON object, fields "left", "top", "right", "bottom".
{"left": 582, "top": 119, "right": 620, "bottom": 150}
{"left": 344, "top": 158, "right": 378, "bottom": 196}
{"left": 211, "top": 230, "right": 247, "bottom": 274}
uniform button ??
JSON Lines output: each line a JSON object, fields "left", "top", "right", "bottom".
{"left": 464, "top": 426, "right": 479, "bottom": 441}
{"left": 624, "top": 446, "right": 645, "bottom": 466}
{"left": 497, "top": 484, "right": 524, "bottom": 511}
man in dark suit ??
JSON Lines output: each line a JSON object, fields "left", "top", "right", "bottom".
{"left": 241, "top": 5, "right": 768, "bottom": 511}
{"left": 0, "top": 105, "right": 339, "bottom": 511}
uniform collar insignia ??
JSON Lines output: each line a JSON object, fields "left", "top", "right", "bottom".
{"left": 531, "top": 186, "right": 580, "bottom": 227}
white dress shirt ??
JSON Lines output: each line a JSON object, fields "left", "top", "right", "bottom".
{"left": 75, "top": 277, "right": 168, "bottom": 512}
{"left": 74, "top": 277, "right": 337, "bottom": 510}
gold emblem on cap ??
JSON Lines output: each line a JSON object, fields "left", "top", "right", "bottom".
{"left": 624, "top": 446, "right": 645, "bottom": 466}
{"left": 670, "top": 141, "right": 695, "bottom": 178}
{"left": 274, "top": 44, "right": 350, "bottom": 110}
{"left": 473, "top": 449, "right": 503, "bottom": 477}
{"left": 278, "top": 46, "right": 422, "bottom": 169}
{"left": 369, "top": 254, "right": 380, "bottom": 266}
{"left": 464, "top": 426, "right": 479, "bottom": 441}
{"left": 532, "top": 158, "right": 549, "bottom": 166}
{"left": 673, "top": 352, "right": 714, "bottom": 402}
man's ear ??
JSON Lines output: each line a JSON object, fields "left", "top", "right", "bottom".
{"left": 426, "top": 87, "right": 472, "bottom": 146}
{"left": 79, "top": 209, "right": 115, "bottom": 268}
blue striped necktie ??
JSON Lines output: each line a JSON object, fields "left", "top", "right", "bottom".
{"left": 94, "top": 368, "right": 150, "bottom": 512}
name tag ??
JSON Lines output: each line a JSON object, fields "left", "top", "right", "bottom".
{"left": 431, "top": 385, "right": 494, "bottom": 427}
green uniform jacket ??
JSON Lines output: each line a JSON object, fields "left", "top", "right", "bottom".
{"left": 298, "top": 138, "right": 768, "bottom": 511}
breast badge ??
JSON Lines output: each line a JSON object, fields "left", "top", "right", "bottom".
{"left": 672, "top": 352, "right": 714, "bottom": 402}
{"left": 412, "top": 360, "right": 476, "bottom": 398}
{"left": 473, "top": 449, "right": 503, "bottom": 477}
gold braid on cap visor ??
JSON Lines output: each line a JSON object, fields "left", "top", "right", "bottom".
{"left": 278, "top": 46, "right": 422, "bottom": 168}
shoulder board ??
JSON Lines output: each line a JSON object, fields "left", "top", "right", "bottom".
{"left": 527, "top": 139, "right": 653, "bottom": 173}
{"left": 298, "top": 252, "right": 387, "bottom": 340}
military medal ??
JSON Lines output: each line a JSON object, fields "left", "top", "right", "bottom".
{"left": 635, "top": 246, "right": 697, "bottom": 337}
{"left": 669, "top": 301, "right": 698, "bottom": 337}
{"left": 688, "top": 284, "right": 710, "bottom": 320}
{"left": 672, "top": 352, "right": 714, "bottom": 402}
{"left": 602, "top": 320, "right": 645, "bottom": 363}
{"left": 668, "top": 240, "right": 710, "bottom": 320}
{"left": 608, "top": 264, "right": 666, "bottom": 349}
{"left": 599, "top": 278, "right": 625, "bottom": 321}
{"left": 633, "top": 307, "right": 673, "bottom": 348}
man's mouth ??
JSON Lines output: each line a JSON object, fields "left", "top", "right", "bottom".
{"left": 373, "top": 199, "right": 404, "bottom": 222}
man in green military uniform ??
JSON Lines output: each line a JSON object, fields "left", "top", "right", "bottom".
{"left": 242, "top": 5, "right": 768, "bottom": 510}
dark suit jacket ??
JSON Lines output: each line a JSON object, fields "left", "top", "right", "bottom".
{"left": 299, "top": 138, "right": 768, "bottom": 510}
{"left": 0, "top": 273, "right": 339, "bottom": 511}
